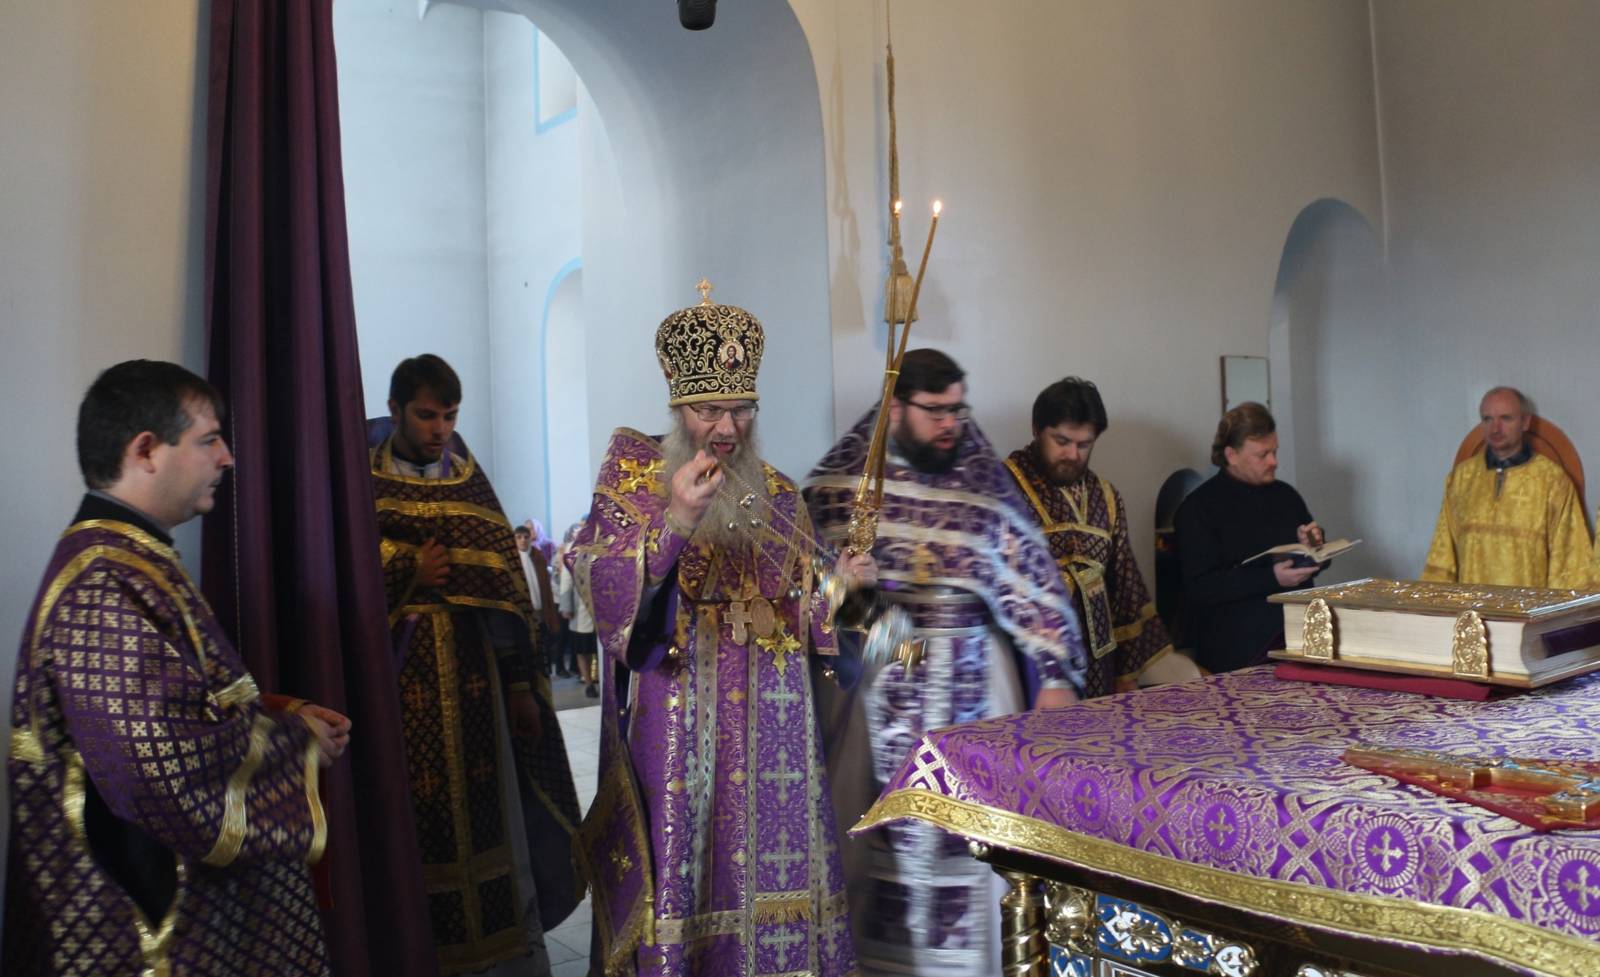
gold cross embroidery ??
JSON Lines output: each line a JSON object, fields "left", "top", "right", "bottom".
{"left": 611, "top": 846, "right": 635, "bottom": 883}
{"left": 413, "top": 768, "right": 441, "bottom": 798}
{"left": 756, "top": 628, "right": 803, "bottom": 678}
{"left": 617, "top": 457, "right": 665, "bottom": 496}
{"left": 910, "top": 544, "right": 939, "bottom": 585}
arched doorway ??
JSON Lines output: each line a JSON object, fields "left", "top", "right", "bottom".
{"left": 459, "top": 0, "right": 835, "bottom": 481}
{"left": 1267, "top": 198, "right": 1396, "bottom": 580}
{"left": 343, "top": 0, "right": 833, "bottom": 518}
{"left": 542, "top": 260, "right": 589, "bottom": 536}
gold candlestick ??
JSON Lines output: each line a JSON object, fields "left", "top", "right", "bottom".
{"left": 853, "top": 200, "right": 944, "bottom": 529}
{"left": 893, "top": 200, "right": 941, "bottom": 368}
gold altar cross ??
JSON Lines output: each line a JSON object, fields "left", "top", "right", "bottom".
{"left": 1345, "top": 744, "right": 1600, "bottom": 821}
{"left": 726, "top": 601, "right": 753, "bottom": 644}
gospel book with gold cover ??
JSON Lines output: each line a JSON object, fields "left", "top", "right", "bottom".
{"left": 1269, "top": 577, "right": 1600, "bottom": 686}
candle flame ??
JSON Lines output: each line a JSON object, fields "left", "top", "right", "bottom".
{"left": 893, "top": 199, "right": 903, "bottom": 216}
{"left": 932, "top": 199, "right": 944, "bottom": 216}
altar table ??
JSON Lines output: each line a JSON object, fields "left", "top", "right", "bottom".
{"left": 856, "top": 666, "right": 1600, "bottom": 977}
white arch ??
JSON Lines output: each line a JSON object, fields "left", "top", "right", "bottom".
{"left": 541, "top": 260, "right": 590, "bottom": 534}
{"left": 1267, "top": 197, "right": 1403, "bottom": 580}
{"left": 1267, "top": 197, "right": 1378, "bottom": 484}
{"left": 448, "top": 0, "right": 835, "bottom": 478}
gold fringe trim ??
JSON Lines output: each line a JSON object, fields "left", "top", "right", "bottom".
{"left": 752, "top": 898, "right": 812, "bottom": 924}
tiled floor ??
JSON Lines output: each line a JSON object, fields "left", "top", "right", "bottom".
{"left": 545, "top": 704, "right": 600, "bottom": 977}
{"left": 550, "top": 669, "right": 600, "bottom": 712}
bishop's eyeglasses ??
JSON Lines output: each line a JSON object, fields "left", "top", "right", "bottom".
{"left": 687, "top": 403, "right": 760, "bottom": 423}
{"left": 902, "top": 400, "right": 971, "bottom": 421}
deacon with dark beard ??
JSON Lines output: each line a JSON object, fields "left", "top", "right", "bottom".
{"left": 805, "top": 348, "right": 1087, "bottom": 977}
{"left": 1004, "top": 377, "right": 1174, "bottom": 698}
{"left": 568, "top": 283, "right": 874, "bottom": 977}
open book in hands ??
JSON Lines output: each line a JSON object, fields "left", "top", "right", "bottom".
{"left": 1244, "top": 538, "right": 1361, "bottom": 567}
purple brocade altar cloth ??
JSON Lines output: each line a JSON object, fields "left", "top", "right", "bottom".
{"left": 856, "top": 665, "right": 1600, "bottom": 976}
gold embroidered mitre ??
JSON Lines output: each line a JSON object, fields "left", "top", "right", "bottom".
{"left": 655, "top": 279, "right": 764, "bottom": 406}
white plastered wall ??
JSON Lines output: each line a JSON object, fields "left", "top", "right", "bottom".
{"left": 0, "top": 0, "right": 210, "bottom": 895}
{"left": 486, "top": 0, "right": 836, "bottom": 484}
{"left": 483, "top": 11, "right": 585, "bottom": 531}
{"left": 1371, "top": 0, "right": 1600, "bottom": 569}
{"left": 1271, "top": 2, "right": 1600, "bottom": 582}
{"left": 335, "top": 0, "right": 497, "bottom": 468}
{"left": 790, "top": 0, "right": 1385, "bottom": 583}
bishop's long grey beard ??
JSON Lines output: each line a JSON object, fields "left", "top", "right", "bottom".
{"left": 661, "top": 415, "right": 771, "bottom": 553}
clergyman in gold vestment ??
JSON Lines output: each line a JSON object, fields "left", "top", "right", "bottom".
{"left": 1421, "top": 387, "right": 1594, "bottom": 590}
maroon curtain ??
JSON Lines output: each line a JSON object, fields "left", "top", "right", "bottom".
{"left": 201, "top": 2, "right": 438, "bottom": 975}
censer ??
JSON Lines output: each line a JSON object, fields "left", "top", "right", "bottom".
{"left": 704, "top": 449, "right": 922, "bottom": 676}
{"left": 698, "top": 199, "right": 940, "bottom": 676}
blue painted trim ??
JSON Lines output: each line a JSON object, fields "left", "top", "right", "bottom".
{"left": 533, "top": 30, "right": 577, "bottom": 134}
{"left": 539, "top": 257, "right": 584, "bottom": 529}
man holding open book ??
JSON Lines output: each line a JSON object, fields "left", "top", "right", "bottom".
{"left": 1175, "top": 402, "right": 1334, "bottom": 673}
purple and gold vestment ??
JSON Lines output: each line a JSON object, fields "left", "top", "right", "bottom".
{"left": 5, "top": 518, "right": 329, "bottom": 977}
{"left": 805, "top": 413, "right": 1087, "bottom": 977}
{"left": 570, "top": 428, "right": 857, "bottom": 977}
{"left": 1005, "top": 448, "right": 1173, "bottom": 698}
{"left": 371, "top": 436, "right": 581, "bottom": 974}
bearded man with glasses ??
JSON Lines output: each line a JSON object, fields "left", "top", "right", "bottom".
{"left": 568, "top": 283, "right": 875, "bottom": 977}
{"left": 805, "top": 347, "right": 1087, "bottom": 977}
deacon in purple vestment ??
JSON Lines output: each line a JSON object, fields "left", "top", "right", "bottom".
{"left": 805, "top": 349, "right": 1087, "bottom": 977}
{"left": 370, "top": 355, "right": 580, "bottom": 976}
{"left": 570, "top": 284, "right": 874, "bottom": 977}
{"left": 5, "top": 361, "right": 348, "bottom": 977}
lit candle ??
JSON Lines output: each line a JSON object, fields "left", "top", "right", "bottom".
{"left": 892, "top": 200, "right": 943, "bottom": 368}
{"left": 893, "top": 199, "right": 903, "bottom": 217}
